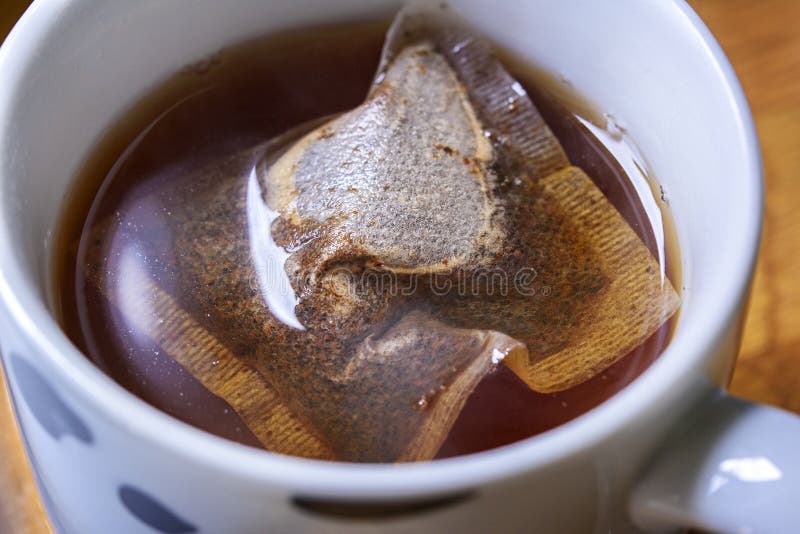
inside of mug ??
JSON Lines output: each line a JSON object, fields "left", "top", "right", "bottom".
{"left": 0, "top": 0, "right": 759, "bottom": 450}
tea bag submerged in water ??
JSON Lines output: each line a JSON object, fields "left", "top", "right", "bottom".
{"left": 84, "top": 1, "right": 679, "bottom": 462}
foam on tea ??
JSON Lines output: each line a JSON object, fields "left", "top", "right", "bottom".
{"left": 58, "top": 2, "right": 679, "bottom": 462}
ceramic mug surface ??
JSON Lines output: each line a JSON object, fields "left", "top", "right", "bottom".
{"left": 0, "top": 1, "right": 777, "bottom": 533}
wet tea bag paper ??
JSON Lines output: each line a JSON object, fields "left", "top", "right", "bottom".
{"left": 85, "top": 1, "right": 678, "bottom": 462}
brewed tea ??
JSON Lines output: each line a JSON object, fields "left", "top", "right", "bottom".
{"left": 55, "top": 4, "right": 679, "bottom": 462}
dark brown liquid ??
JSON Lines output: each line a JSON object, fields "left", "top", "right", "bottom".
{"left": 54, "top": 21, "right": 678, "bottom": 458}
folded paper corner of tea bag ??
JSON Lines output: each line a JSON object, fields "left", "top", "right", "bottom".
{"left": 500, "top": 165, "right": 681, "bottom": 394}
{"left": 81, "top": 0, "right": 680, "bottom": 464}
{"left": 320, "top": 310, "right": 530, "bottom": 462}
{"left": 396, "top": 322, "right": 529, "bottom": 462}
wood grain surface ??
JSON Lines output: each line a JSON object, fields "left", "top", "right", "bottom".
{"left": 1, "top": 1, "right": 798, "bottom": 532}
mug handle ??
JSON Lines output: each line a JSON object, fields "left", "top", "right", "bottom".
{"left": 629, "top": 390, "right": 800, "bottom": 532}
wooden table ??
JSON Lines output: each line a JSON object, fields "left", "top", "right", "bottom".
{"left": 1, "top": 1, "right": 798, "bottom": 532}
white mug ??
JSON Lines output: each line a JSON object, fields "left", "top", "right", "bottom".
{"left": 0, "top": 1, "right": 793, "bottom": 533}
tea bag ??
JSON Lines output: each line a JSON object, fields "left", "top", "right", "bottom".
{"left": 84, "top": 0, "right": 679, "bottom": 462}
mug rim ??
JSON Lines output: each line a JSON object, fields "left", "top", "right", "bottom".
{"left": 0, "top": 0, "right": 763, "bottom": 497}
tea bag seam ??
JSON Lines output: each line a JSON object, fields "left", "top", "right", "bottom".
{"left": 508, "top": 166, "right": 680, "bottom": 392}
{"left": 94, "top": 262, "right": 335, "bottom": 459}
